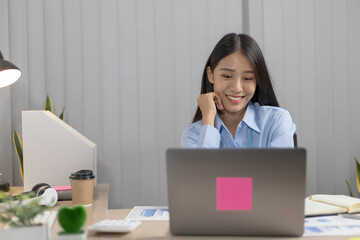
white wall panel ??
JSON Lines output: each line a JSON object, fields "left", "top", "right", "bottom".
{"left": 6, "top": 0, "right": 243, "bottom": 207}
{"left": 249, "top": 0, "right": 360, "bottom": 196}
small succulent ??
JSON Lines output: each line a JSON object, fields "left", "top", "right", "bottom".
{"left": 0, "top": 191, "right": 49, "bottom": 227}
{"left": 58, "top": 206, "right": 86, "bottom": 234}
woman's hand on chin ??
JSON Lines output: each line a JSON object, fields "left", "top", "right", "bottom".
{"left": 197, "top": 92, "right": 223, "bottom": 126}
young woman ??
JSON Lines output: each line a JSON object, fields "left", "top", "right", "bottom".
{"left": 182, "top": 33, "right": 296, "bottom": 148}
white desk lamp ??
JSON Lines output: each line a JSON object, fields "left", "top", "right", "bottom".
{"left": 0, "top": 50, "right": 21, "bottom": 191}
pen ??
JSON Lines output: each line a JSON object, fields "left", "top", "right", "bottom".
{"left": 339, "top": 213, "right": 360, "bottom": 220}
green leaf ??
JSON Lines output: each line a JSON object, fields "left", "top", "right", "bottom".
{"left": 13, "top": 130, "right": 24, "bottom": 183}
{"left": 43, "top": 95, "right": 53, "bottom": 112}
{"left": 355, "top": 157, "right": 360, "bottom": 195}
{"left": 59, "top": 107, "right": 65, "bottom": 121}
{"left": 346, "top": 179, "right": 354, "bottom": 197}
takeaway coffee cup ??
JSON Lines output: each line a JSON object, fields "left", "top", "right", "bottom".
{"left": 69, "top": 170, "right": 95, "bottom": 206}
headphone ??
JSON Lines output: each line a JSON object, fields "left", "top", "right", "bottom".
{"left": 30, "top": 183, "right": 58, "bottom": 207}
{"left": 0, "top": 183, "right": 58, "bottom": 207}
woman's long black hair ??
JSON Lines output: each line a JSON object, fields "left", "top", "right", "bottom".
{"left": 192, "top": 33, "right": 279, "bottom": 123}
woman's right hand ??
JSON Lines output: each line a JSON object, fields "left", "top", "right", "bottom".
{"left": 197, "top": 92, "right": 223, "bottom": 126}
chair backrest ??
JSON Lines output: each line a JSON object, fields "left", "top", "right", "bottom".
{"left": 293, "top": 133, "right": 298, "bottom": 148}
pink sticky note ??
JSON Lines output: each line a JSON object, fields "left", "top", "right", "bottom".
{"left": 216, "top": 177, "right": 252, "bottom": 211}
{"left": 53, "top": 185, "right": 71, "bottom": 191}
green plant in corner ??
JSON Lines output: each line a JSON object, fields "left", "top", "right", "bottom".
{"left": 0, "top": 191, "right": 49, "bottom": 227}
{"left": 346, "top": 156, "right": 360, "bottom": 197}
{"left": 13, "top": 95, "right": 65, "bottom": 182}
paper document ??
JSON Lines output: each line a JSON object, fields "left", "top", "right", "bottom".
{"left": 125, "top": 206, "right": 169, "bottom": 221}
{"left": 304, "top": 215, "right": 360, "bottom": 236}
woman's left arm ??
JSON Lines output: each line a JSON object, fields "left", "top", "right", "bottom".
{"left": 268, "top": 110, "right": 296, "bottom": 148}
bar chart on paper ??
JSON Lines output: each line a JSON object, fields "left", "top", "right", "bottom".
{"left": 125, "top": 206, "right": 169, "bottom": 221}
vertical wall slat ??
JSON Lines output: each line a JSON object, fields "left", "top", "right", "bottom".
{"left": 82, "top": 0, "right": 103, "bottom": 183}
{"left": 63, "top": 0, "right": 83, "bottom": 132}
{"left": 9, "top": 0, "right": 29, "bottom": 186}
{"left": 332, "top": 0, "right": 350, "bottom": 194}
{"left": 118, "top": 0, "right": 141, "bottom": 208}
{"left": 282, "top": 1, "right": 299, "bottom": 113}
{"left": 208, "top": 0, "right": 225, "bottom": 50}
{"left": 299, "top": 0, "right": 317, "bottom": 195}
{"left": 26, "top": 0, "right": 45, "bottom": 110}
{"left": 248, "top": 0, "right": 264, "bottom": 50}
{"left": 263, "top": 0, "right": 284, "bottom": 105}
{"left": 155, "top": 0, "right": 175, "bottom": 205}
{"left": 44, "top": 0, "right": 65, "bottom": 112}
{"left": 173, "top": 0, "right": 192, "bottom": 144}
{"left": 225, "top": 0, "right": 243, "bottom": 33}
{"left": 100, "top": 0, "right": 122, "bottom": 208}
{"left": 189, "top": 0, "right": 209, "bottom": 113}
{"left": 137, "top": 0, "right": 158, "bottom": 205}
{"left": 314, "top": 0, "right": 334, "bottom": 193}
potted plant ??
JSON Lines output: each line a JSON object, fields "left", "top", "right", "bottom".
{"left": 0, "top": 191, "right": 50, "bottom": 240}
{"left": 13, "top": 95, "right": 65, "bottom": 183}
{"left": 56, "top": 205, "right": 86, "bottom": 240}
{"left": 346, "top": 156, "right": 360, "bottom": 197}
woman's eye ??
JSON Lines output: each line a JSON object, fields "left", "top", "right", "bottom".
{"left": 244, "top": 77, "right": 253, "bottom": 81}
{"left": 222, "top": 75, "right": 231, "bottom": 79}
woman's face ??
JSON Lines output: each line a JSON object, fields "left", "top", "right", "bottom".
{"left": 207, "top": 52, "right": 256, "bottom": 116}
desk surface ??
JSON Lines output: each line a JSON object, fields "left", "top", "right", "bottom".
{"left": 5, "top": 185, "right": 360, "bottom": 240}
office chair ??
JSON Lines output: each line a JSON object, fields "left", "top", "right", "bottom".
{"left": 293, "top": 133, "right": 298, "bottom": 148}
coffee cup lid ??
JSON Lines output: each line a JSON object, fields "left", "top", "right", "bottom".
{"left": 69, "top": 170, "right": 95, "bottom": 180}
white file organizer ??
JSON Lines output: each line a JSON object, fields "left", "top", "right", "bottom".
{"left": 22, "top": 111, "right": 97, "bottom": 191}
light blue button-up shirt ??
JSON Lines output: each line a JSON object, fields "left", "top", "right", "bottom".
{"left": 181, "top": 101, "right": 296, "bottom": 148}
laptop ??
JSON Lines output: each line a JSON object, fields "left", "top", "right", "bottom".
{"left": 166, "top": 148, "right": 306, "bottom": 237}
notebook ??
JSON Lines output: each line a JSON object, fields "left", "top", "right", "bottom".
{"left": 166, "top": 148, "right": 306, "bottom": 237}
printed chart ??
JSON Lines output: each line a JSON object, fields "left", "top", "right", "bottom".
{"left": 125, "top": 206, "right": 169, "bottom": 221}
{"left": 304, "top": 215, "right": 360, "bottom": 236}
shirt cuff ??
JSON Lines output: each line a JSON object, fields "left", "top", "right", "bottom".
{"left": 198, "top": 124, "right": 221, "bottom": 148}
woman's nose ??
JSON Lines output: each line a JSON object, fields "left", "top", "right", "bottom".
{"left": 231, "top": 78, "right": 243, "bottom": 93}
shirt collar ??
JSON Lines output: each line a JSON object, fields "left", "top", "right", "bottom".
{"left": 242, "top": 101, "right": 261, "bottom": 133}
{"left": 214, "top": 101, "right": 261, "bottom": 134}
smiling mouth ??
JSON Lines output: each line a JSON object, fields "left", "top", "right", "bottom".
{"left": 226, "top": 95, "right": 245, "bottom": 104}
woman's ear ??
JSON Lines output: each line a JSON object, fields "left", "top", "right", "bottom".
{"left": 206, "top": 67, "right": 214, "bottom": 84}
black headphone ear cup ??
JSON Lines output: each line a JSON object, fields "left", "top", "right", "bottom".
{"left": 31, "top": 183, "right": 51, "bottom": 194}
{"left": 37, "top": 185, "right": 51, "bottom": 197}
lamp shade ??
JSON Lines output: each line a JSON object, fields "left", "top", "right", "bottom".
{"left": 0, "top": 50, "right": 21, "bottom": 88}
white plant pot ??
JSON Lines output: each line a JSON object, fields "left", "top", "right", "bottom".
{"left": 56, "top": 230, "right": 86, "bottom": 240}
{"left": 0, "top": 224, "right": 48, "bottom": 240}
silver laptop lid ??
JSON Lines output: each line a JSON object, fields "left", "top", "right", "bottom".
{"left": 166, "top": 148, "right": 306, "bottom": 237}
